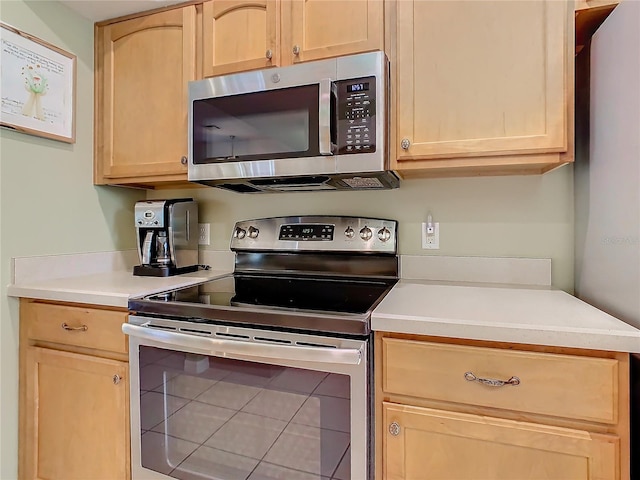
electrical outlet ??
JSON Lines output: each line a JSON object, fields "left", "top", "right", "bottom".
{"left": 198, "top": 223, "right": 210, "bottom": 246}
{"left": 421, "top": 222, "right": 439, "bottom": 249}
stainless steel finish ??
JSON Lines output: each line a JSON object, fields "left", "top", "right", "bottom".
{"left": 188, "top": 51, "right": 394, "bottom": 191}
{"left": 135, "top": 201, "right": 166, "bottom": 228}
{"left": 230, "top": 215, "right": 398, "bottom": 254}
{"left": 123, "top": 321, "right": 362, "bottom": 365}
{"left": 318, "top": 78, "right": 332, "bottom": 155}
{"left": 126, "top": 316, "right": 371, "bottom": 479}
{"left": 464, "top": 371, "right": 521, "bottom": 387}
{"left": 389, "top": 422, "right": 401, "bottom": 436}
{"left": 401, "top": 138, "right": 411, "bottom": 150}
{"left": 292, "top": 44, "right": 300, "bottom": 55}
{"left": 112, "top": 374, "right": 121, "bottom": 385}
{"left": 180, "top": 156, "right": 187, "bottom": 165}
{"left": 265, "top": 49, "right": 273, "bottom": 59}
{"left": 61, "top": 323, "right": 88, "bottom": 332}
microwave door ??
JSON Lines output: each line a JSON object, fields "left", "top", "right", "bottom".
{"left": 192, "top": 85, "right": 321, "bottom": 164}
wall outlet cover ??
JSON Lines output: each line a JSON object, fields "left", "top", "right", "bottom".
{"left": 198, "top": 223, "right": 210, "bottom": 246}
{"left": 421, "top": 222, "right": 439, "bottom": 249}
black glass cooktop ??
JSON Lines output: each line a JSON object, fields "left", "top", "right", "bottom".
{"left": 147, "top": 274, "right": 396, "bottom": 315}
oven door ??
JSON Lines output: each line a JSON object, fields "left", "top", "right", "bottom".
{"left": 124, "top": 316, "right": 370, "bottom": 480}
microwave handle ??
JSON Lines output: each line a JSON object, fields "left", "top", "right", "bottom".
{"left": 319, "top": 78, "right": 333, "bottom": 155}
{"left": 122, "top": 322, "right": 362, "bottom": 366}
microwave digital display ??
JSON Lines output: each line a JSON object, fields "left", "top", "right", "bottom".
{"left": 347, "top": 82, "right": 370, "bottom": 93}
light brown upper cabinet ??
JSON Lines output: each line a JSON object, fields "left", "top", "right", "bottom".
{"left": 95, "top": 6, "right": 197, "bottom": 187}
{"left": 389, "top": 0, "right": 574, "bottom": 177}
{"left": 282, "top": 0, "right": 384, "bottom": 65}
{"left": 202, "top": 0, "right": 280, "bottom": 76}
{"left": 202, "top": 0, "right": 384, "bottom": 77}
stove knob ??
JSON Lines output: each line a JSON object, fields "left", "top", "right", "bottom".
{"left": 248, "top": 226, "right": 259, "bottom": 239}
{"left": 344, "top": 226, "right": 355, "bottom": 239}
{"left": 234, "top": 227, "right": 246, "bottom": 239}
{"left": 359, "top": 226, "right": 372, "bottom": 241}
{"left": 377, "top": 227, "right": 391, "bottom": 242}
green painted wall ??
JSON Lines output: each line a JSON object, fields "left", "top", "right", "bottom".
{"left": 0, "top": 2, "right": 143, "bottom": 477}
{"left": 149, "top": 167, "right": 575, "bottom": 290}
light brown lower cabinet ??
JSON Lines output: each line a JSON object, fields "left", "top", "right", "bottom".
{"left": 19, "top": 299, "right": 130, "bottom": 480}
{"left": 383, "top": 403, "right": 618, "bottom": 480}
{"left": 376, "top": 333, "right": 631, "bottom": 480}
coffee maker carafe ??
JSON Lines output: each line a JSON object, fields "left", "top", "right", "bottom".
{"left": 133, "top": 199, "right": 198, "bottom": 277}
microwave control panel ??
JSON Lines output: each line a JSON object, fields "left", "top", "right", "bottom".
{"left": 335, "top": 76, "right": 376, "bottom": 155}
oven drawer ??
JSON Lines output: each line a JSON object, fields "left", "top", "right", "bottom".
{"left": 25, "top": 301, "right": 128, "bottom": 354}
{"left": 382, "top": 338, "right": 619, "bottom": 424}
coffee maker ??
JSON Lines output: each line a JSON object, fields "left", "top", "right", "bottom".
{"left": 133, "top": 199, "right": 199, "bottom": 277}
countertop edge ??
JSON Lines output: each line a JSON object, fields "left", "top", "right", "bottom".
{"left": 6, "top": 269, "right": 232, "bottom": 309}
{"left": 371, "top": 315, "right": 640, "bottom": 354}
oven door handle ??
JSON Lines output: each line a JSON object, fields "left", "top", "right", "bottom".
{"left": 122, "top": 323, "right": 362, "bottom": 365}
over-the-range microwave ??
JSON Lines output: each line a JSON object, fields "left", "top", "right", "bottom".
{"left": 187, "top": 51, "right": 398, "bottom": 193}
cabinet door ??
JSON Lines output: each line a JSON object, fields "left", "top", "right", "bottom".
{"left": 203, "top": 0, "right": 280, "bottom": 77}
{"left": 394, "top": 0, "right": 569, "bottom": 165}
{"left": 282, "top": 0, "right": 383, "bottom": 65}
{"left": 383, "top": 402, "right": 618, "bottom": 480}
{"left": 96, "top": 6, "right": 197, "bottom": 183}
{"left": 24, "top": 347, "right": 129, "bottom": 480}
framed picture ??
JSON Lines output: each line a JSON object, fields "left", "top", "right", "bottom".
{"left": 1, "top": 22, "right": 76, "bottom": 143}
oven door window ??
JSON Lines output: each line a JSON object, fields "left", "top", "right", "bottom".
{"left": 192, "top": 85, "right": 321, "bottom": 164}
{"left": 138, "top": 345, "right": 352, "bottom": 479}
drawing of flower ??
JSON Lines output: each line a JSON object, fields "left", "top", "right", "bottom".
{"left": 21, "top": 64, "right": 48, "bottom": 121}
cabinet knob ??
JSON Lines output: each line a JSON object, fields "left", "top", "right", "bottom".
{"left": 265, "top": 49, "right": 273, "bottom": 60}
{"left": 112, "top": 374, "right": 121, "bottom": 385}
{"left": 180, "top": 156, "right": 188, "bottom": 165}
{"left": 292, "top": 45, "right": 301, "bottom": 56}
{"left": 400, "top": 138, "right": 411, "bottom": 150}
{"left": 388, "top": 422, "right": 401, "bottom": 436}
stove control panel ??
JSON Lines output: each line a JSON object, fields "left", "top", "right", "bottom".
{"left": 230, "top": 216, "right": 397, "bottom": 253}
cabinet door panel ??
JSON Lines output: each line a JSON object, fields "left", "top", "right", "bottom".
{"left": 203, "top": 0, "right": 279, "bottom": 76}
{"left": 395, "top": 0, "right": 568, "bottom": 163}
{"left": 24, "top": 347, "right": 129, "bottom": 479}
{"left": 383, "top": 403, "right": 618, "bottom": 480}
{"left": 283, "top": 0, "right": 383, "bottom": 64}
{"left": 98, "top": 7, "right": 196, "bottom": 181}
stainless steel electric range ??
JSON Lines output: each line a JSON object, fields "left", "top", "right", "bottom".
{"left": 124, "top": 216, "right": 398, "bottom": 480}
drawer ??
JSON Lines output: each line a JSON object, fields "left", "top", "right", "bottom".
{"left": 25, "top": 302, "right": 128, "bottom": 354}
{"left": 382, "top": 338, "right": 619, "bottom": 424}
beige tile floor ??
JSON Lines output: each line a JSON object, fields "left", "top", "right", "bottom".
{"left": 138, "top": 347, "right": 353, "bottom": 480}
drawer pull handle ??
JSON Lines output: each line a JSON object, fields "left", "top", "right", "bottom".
{"left": 464, "top": 371, "right": 520, "bottom": 387}
{"left": 113, "top": 374, "right": 121, "bottom": 385}
{"left": 389, "top": 422, "right": 401, "bottom": 436}
{"left": 61, "top": 322, "right": 88, "bottom": 332}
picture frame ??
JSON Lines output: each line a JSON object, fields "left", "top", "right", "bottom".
{"left": 0, "top": 22, "right": 76, "bottom": 143}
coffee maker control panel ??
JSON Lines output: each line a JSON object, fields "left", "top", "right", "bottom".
{"left": 135, "top": 203, "right": 166, "bottom": 228}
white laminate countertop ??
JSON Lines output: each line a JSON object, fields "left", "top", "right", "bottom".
{"left": 372, "top": 280, "right": 640, "bottom": 353}
{"left": 7, "top": 269, "right": 232, "bottom": 308}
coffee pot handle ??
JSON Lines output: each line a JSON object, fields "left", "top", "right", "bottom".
{"left": 142, "top": 230, "right": 155, "bottom": 265}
